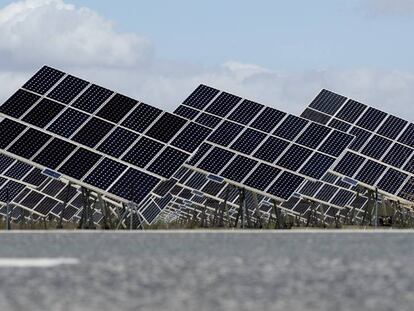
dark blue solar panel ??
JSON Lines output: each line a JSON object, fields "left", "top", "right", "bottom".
{"left": 273, "top": 115, "right": 308, "bottom": 141}
{"left": 315, "top": 184, "right": 337, "bottom": 202}
{"left": 207, "top": 121, "right": 243, "bottom": 146}
{"left": 296, "top": 123, "right": 331, "bottom": 149}
{"left": 186, "top": 172, "right": 208, "bottom": 190}
{"left": 202, "top": 181, "right": 225, "bottom": 196}
{"left": 71, "top": 84, "right": 113, "bottom": 113}
{"left": 23, "top": 66, "right": 65, "bottom": 95}
{"left": 228, "top": 100, "right": 264, "bottom": 125}
{"left": 187, "top": 143, "right": 212, "bottom": 166}
{"left": 148, "top": 147, "right": 189, "bottom": 178}
{"left": 348, "top": 127, "right": 372, "bottom": 151}
{"left": 33, "top": 138, "right": 77, "bottom": 169}
{"left": 327, "top": 118, "right": 351, "bottom": 132}
{"left": 194, "top": 113, "right": 222, "bottom": 129}
{"left": 146, "top": 113, "right": 187, "bottom": 143}
{"left": 354, "top": 160, "right": 387, "bottom": 186}
{"left": 309, "top": 89, "right": 347, "bottom": 115}
{"left": 182, "top": 85, "right": 219, "bottom": 110}
{"left": 22, "top": 98, "right": 65, "bottom": 128}
{"left": 109, "top": 168, "right": 160, "bottom": 202}
{"left": 397, "top": 123, "right": 414, "bottom": 148}
{"left": 330, "top": 189, "right": 354, "bottom": 207}
{"left": 197, "top": 147, "right": 234, "bottom": 174}
{"left": 97, "top": 128, "right": 139, "bottom": 158}
{"left": 0, "top": 181, "right": 25, "bottom": 201}
{"left": 0, "top": 90, "right": 40, "bottom": 118}
{"left": 253, "top": 136, "right": 290, "bottom": 163}
{"left": 360, "top": 135, "right": 392, "bottom": 160}
{"left": 173, "top": 105, "right": 199, "bottom": 120}
{"left": 267, "top": 172, "right": 304, "bottom": 200}
{"left": 377, "top": 115, "right": 408, "bottom": 140}
{"left": 299, "top": 153, "right": 335, "bottom": 179}
{"left": 377, "top": 169, "right": 407, "bottom": 194}
{"left": 171, "top": 123, "right": 212, "bottom": 153}
{"left": 59, "top": 148, "right": 101, "bottom": 180}
{"left": 120, "top": 104, "right": 161, "bottom": 135}
{"left": 398, "top": 177, "right": 414, "bottom": 201}
{"left": 300, "top": 108, "right": 331, "bottom": 124}
{"left": 84, "top": 158, "right": 127, "bottom": 190}
{"left": 356, "top": 107, "right": 387, "bottom": 131}
{"left": 318, "top": 130, "right": 354, "bottom": 157}
{"left": 72, "top": 117, "right": 114, "bottom": 148}
{"left": 244, "top": 163, "right": 281, "bottom": 191}
{"left": 335, "top": 99, "right": 366, "bottom": 123}
{"left": 250, "top": 107, "right": 286, "bottom": 133}
{"left": 4, "top": 161, "right": 31, "bottom": 179}
{"left": 0, "top": 119, "right": 26, "bottom": 149}
{"left": 47, "top": 108, "right": 89, "bottom": 138}
{"left": 276, "top": 144, "right": 312, "bottom": 171}
{"left": 205, "top": 92, "right": 241, "bottom": 117}
{"left": 298, "top": 180, "right": 323, "bottom": 197}
{"left": 8, "top": 128, "right": 51, "bottom": 159}
{"left": 22, "top": 168, "right": 48, "bottom": 187}
{"left": 230, "top": 129, "right": 266, "bottom": 155}
{"left": 221, "top": 155, "right": 257, "bottom": 183}
{"left": 122, "top": 137, "right": 164, "bottom": 168}
{"left": 48, "top": 75, "right": 89, "bottom": 104}
{"left": 333, "top": 152, "right": 366, "bottom": 177}
{"left": 0, "top": 155, "right": 15, "bottom": 174}
{"left": 96, "top": 93, "right": 137, "bottom": 123}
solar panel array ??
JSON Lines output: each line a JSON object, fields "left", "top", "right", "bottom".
{"left": 0, "top": 66, "right": 212, "bottom": 216}
{"left": 302, "top": 89, "right": 414, "bottom": 204}
{"left": 174, "top": 85, "right": 354, "bottom": 202}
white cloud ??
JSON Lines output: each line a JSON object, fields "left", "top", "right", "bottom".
{"left": 0, "top": 0, "right": 414, "bottom": 122}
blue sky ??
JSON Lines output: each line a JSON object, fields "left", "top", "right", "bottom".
{"left": 0, "top": 0, "right": 413, "bottom": 117}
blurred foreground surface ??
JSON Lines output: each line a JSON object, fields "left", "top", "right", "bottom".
{"left": 0, "top": 230, "right": 413, "bottom": 311}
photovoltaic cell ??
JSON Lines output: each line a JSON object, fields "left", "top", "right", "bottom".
{"left": 97, "top": 128, "right": 139, "bottom": 158}
{"left": 0, "top": 90, "right": 40, "bottom": 118}
{"left": 146, "top": 113, "right": 187, "bottom": 143}
{"left": 377, "top": 169, "right": 407, "bottom": 194}
{"left": 47, "top": 108, "right": 89, "bottom": 138}
{"left": 147, "top": 147, "right": 189, "bottom": 178}
{"left": 0, "top": 119, "right": 26, "bottom": 149}
{"left": 33, "top": 138, "right": 76, "bottom": 169}
{"left": 309, "top": 89, "right": 347, "bottom": 115}
{"left": 250, "top": 107, "right": 286, "bottom": 133}
{"left": 22, "top": 66, "right": 65, "bottom": 95}
{"left": 349, "top": 127, "right": 372, "bottom": 151}
{"left": 244, "top": 163, "right": 281, "bottom": 191}
{"left": 253, "top": 136, "right": 289, "bottom": 163}
{"left": 327, "top": 119, "right": 351, "bottom": 132}
{"left": 273, "top": 115, "right": 308, "bottom": 141}
{"left": 356, "top": 107, "right": 387, "bottom": 131}
{"left": 171, "top": 123, "right": 212, "bottom": 153}
{"left": 220, "top": 155, "right": 257, "bottom": 183}
{"left": 59, "top": 148, "right": 102, "bottom": 180}
{"left": 187, "top": 143, "right": 212, "bottom": 166}
{"left": 84, "top": 158, "right": 127, "bottom": 190}
{"left": 296, "top": 123, "right": 331, "bottom": 149}
{"left": 360, "top": 135, "right": 392, "bottom": 160}
{"left": 276, "top": 144, "right": 312, "bottom": 171}
{"left": 205, "top": 92, "right": 241, "bottom": 117}
{"left": 72, "top": 117, "right": 114, "bottom": 148}
{"left": 354, "top": 160, "right": 387, "bottom": 186}
{"left": 47, "top": 75, "right": 89, "bottom": 104}
{"left": 71, "top": 84, "right": 113, "bottom": 113}
{"left": 198, "top": 147, "right": 235, "bottom": 174}
{"left": 96, "top": 93, "right": 137, "bottom": 124}
{"left": 299, "top": 153, "right": 335, "bottom": 179}
{"left": 22, "top": 98, "right": 65, "bottom": 128}
{"left": 8, "top": 128, "right": 51, "bottom": 159}
{"left": 194, "top": 113, "right": 222, "bottom": 128}
{"left": 22, "top": 168, "right": 48, "bottom": 187}
{"left": 267, "top": 172, "right": 304, "bottom": 200}
{"left": 173, "top": 105, "right": 199, "bottom": 120}
{"left": 334, "top": 152, "right": 366, "bottom": 177}
{"left": 109, "top": 168, "right": 160, "bottom": 202}
{"left": 122, "top": 137, "right": 164, "bottom": 168}
{"left": 230, "top": 128, "right": 266, "bottom": 155}
{"left": 121, "top": 103, "right": 162, "bottom": 133}
{"left": 182, "top": 84, "right": 219, "bottom": 110}
{"left": 4, "top": 162, "right": 31, "bottom": 179}
{"left": 207, "top": 121, "right": 243, "bottom": 146}
{"left": 335, "top": 99, "right": 366, "bottom": 123}
{"left": 228, "top": 100, "right": 263, "bottom": 125}
{"left": 315, "top": 184, "right": 337, "bottom": 202}
{"left": 377, "top": 115, "right": 407, "bottom": 140}
{"left": 300, "top": 108, "right": 331, "bottom": 124}
{"left": 397, "top": 123, "right": 414, "bottom": 148}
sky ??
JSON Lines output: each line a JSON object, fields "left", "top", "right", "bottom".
{"left": 0, "top": 0, "right": 413, "bottom": 118}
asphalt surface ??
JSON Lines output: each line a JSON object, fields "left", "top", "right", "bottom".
{"left": 0, "top": 230, "right": 413, "bottom": 311}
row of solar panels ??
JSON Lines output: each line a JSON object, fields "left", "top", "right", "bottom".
{"left": 0, "top": 65, "right": 413, "bottom": 226}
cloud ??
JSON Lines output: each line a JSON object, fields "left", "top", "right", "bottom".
{"left": 0, "top": 0, "right": 414, "bottom": 122}
{"left": 359, "top": 0, "right": 414, "bottom": 17}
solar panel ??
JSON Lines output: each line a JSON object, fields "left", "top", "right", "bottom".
{"left": 301, "top": 89, "right": 414, "bottom": 203}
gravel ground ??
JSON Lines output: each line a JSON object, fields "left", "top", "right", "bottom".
{"left": 0, "top": 230, "right": 413, "bottom": 311}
